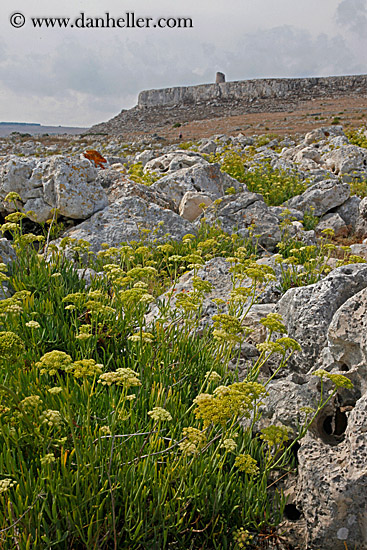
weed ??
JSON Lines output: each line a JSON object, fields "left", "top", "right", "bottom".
{"left": 0, "top": 197, "right": 350, "bottom": 549}
{"left": 346, "top": 127, "right": 367, "bottom": 149}
{"left": 128, "top": 162, "right": 158, "bottom": 186}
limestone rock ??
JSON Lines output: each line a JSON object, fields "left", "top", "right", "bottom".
{"left": 316, "top": 213, "right": 349, "bottom": 237}
{"left": 59, "top": 196, "right": 196, "bottom": 253}
{"left": 355, "top": 197, "right": 367, "bottom": 238}
{"left": 201, "top": 191, "right": 281, "bottom": 250}
{"left": 296, "top": 393, "right": 367, "bottom": 549}
{"left": 257, "top": 378, "right": 315, "bottom": 434}
{"left": 0, "top": 239, "right": 16, "bottom": 300}
{"left": 333, "top": 195, "right": 361, "bottom": 230}
{"left": 269, "top": 206, "right": 304, "bottom": 221}
{"left": 40, "top": 157, "right": 107, "bottom": 221}
{"left": 326, "top": 287, "right": 367, "bottom": 390}
{"left": 95, "top": 169, "right": 176, "bottom": 211}
{"left": 76, "top": 268, "right": 103, "bottom": 288}
{"left": 147, "top": 257, "right": 233, "bottom": 330}
{"left": 134, "top": 150, "right": 156, "bottom": 166}
{"left": 144, "top": 151, "right": 207, "bottom": 174}
{"left": 349, "top": 243, "right": 367, "bottom": 260}
{"left": 0, "top": 156, "right": 37, "bottom": 210}
{"left": 152, "top": 163, "right": 243, "bottom": 209}
{"left": 286, "top": 180, "right": 350, "bottom": 217}
{"left": 303, "top": 126, "right": 345, "bottom": 145}
{"left": 293, "top": 146, "right": 322, "bottom": 164}
{"left": 147, "top": 256, "right": 279, "bottom": 334}
{"left": 322, "top": 144, "right": 367, "bottom": 175}
{"left": 275, "top": 264, "right": 367, "bottom": 374}
{"left": 179, "top": 191, "right": 213, "bottom": 221}
{"left": 198, "top": 140, "right": 217, "bottom": 155}
{"left": 0, "top": 155, "right": 108, "bottom": 223}
{"left": 0, "top": 238, "right": 16, "bottom": 266}
{"left": 22, "top": 197, "right": 54, "bottom": 224}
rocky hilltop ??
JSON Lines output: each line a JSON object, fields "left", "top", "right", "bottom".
{"left": 88, "top": 74, "right": 367, "bottom": 140}
{"left": 137, "top": 74, "right": 367, "bottom": 108}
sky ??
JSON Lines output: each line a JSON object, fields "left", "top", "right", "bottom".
{"left": 0, "top": 0, "right": 366, "bottom": 127}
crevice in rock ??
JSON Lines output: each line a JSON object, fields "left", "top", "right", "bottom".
{"left": 317, "top": 407, "right": 348, "bottom": 445}
{"left": 289, "top": 441, "right": 300, "bottom": 463}
{"left": 284, "top": 504, "right": 302, "bottom": 521}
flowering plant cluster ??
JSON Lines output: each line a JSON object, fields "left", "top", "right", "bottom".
{"left": 0, "top": 190, "right": 353, "bottom": 550}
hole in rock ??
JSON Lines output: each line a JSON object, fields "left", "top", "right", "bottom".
{"left": 290, "top": 441, "right": 300, "bottom": 462}
{"left": 319, "top": 407, "right": 348, "bottom": 445}
{"left": 340, "top": 364, "right": 349, "bottom": 372}
{"left": 284, "top": 504, "right": 302, "bottom": 521}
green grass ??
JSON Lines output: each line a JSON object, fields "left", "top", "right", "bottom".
{"left": 0, "top": 197, "right": 351, "bottom": 549}
{"left": 346, "top": 127, "right": 367, "bottom": 149}
{"left": 210, "top": 149, "right": 308, "bottom": 206}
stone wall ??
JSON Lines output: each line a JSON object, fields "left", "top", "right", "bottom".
{"left": 138, "top": 74, "right": 367, "bottom": 108}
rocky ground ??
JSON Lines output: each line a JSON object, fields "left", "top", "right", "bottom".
{"left": 88, "top": 93, "right": 367, "bottom": 143}
{"left": 1, "top": 122, "right": 367, "bottom": 549}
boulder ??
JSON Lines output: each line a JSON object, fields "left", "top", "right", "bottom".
{"left": 23, "top": 197, "right": 54, "bottom": 224}
{"left": 0, "top": 239, "right": 16, "bottom": 300}
{"left": 147, "top": 257, "right": 233, "bottom": 330}
{"left": 303, "top": 126, "right": 345, "bottom": 145}
{"left": 201, "top": 191, "right": 281, "bottom": 250}
{"left": 76, "top": 268, "right": 103, "bottom": 288}
{"left": 293, "top": 146, "right": 322, "bottom": 164}
{"left": 315, "top": 213, "right": 349, "bottom": 237}
{"left": 0, "top": 238, "right": 16, "bottom": 266}
{"left": 144, "top": 151, "right": 207, "bottom": 174}
{"left": 179, "top": 191, "right": 213, "bottom": 222}
{"left": 257, "top": 377, "right": 315, "bottom": 434}
{"left": 275, "top": 264, "right": 367, "bottom": 374}
{"left": 296, "top": 393, "right": 367, "bottom": 550}
{"left": 327, "top": 287, "right": 367, "bottom": 390}
{"left": 0, "top": 155, "right": 108, "bottom": 223}
{"left": 151, "top": 163, "right": 243, "bottom": 209}
{"left": 333, "top": 195, "right": 361, "bottom": 231}
{"left": 39, "top": 157, "right": 107, "bottom": 221}
{"left": 59, "top": 196, "right": 196, "bottom": 253}
{"left": 198, "top": 140, "right": 217, "bottom": 155}
{"left": 322, "top": 145, "right": 367, "bottom": 175}
{"left": 349, "top": 243, "right": 367, "bottom": 260}
{"left": 355, "top": 197, "right": 367, "bottom": 238}
{"left": 269, "top": 206, "right": 304, "bottom": 221}
{"left": 134, "top": 150, "right": 156, "bottom": 166}
{"left": 286, "top": 180, "right": 350, "bottom": 217}
{"left": 0, "top": 156, "right": 37, "bottom": 210}
{"left": 147, "top": 256, "right": 279, "bottom": 330}
{"left": 95, "top": 169, "right": 176, "bottom": 211}
{"left": 257, "top": 283, "right": 367, "bottom": 550}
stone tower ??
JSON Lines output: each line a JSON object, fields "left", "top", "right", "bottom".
{"left": 215, "top": 72, "right": 226, "bottom": 83}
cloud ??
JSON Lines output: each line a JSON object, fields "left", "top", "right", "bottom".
{"left": 229, "top": 25, "right": 362, "bottom": 79}
{"left": 0, "top": 19, "right": 365, "bottom": 126}
{"left": 336, "top": 0, "right": 367, "bottom": 37}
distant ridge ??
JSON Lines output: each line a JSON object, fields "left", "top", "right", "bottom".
{"left": 137, "top": 74, "right": 367, "bottom": 108}
{"left": 0, "top": 122, "right": 41, "bottom": 126}
{"left": 0, "top": 122, "right": 87, "bottom": 137}
{"left": 89, "top": 73, "right": 367, "bottom": 136}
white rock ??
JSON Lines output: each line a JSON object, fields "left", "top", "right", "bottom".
{"left": 41, "top": 157, "right": 108, "bottom": 219}
{"left": 145, "top": 151, "right": 207, "bottom": 174}
{"left": 179, "top": 191, "right": 213, "bottom": 222}
{"left": 59, "top": 195, "right": 196, "bottom": 253}
{"left": 152, "top": 163, "right": 242, "bottom": 209}
{"left": 322, "top": 145, "right": 367, "bottom": 175}
{"left": 287, "top": 180, "right": 350, "bottom": 217}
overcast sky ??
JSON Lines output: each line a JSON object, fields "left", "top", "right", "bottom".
{"left": 0, "top": 0, "right": 366, "bottom": 127}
